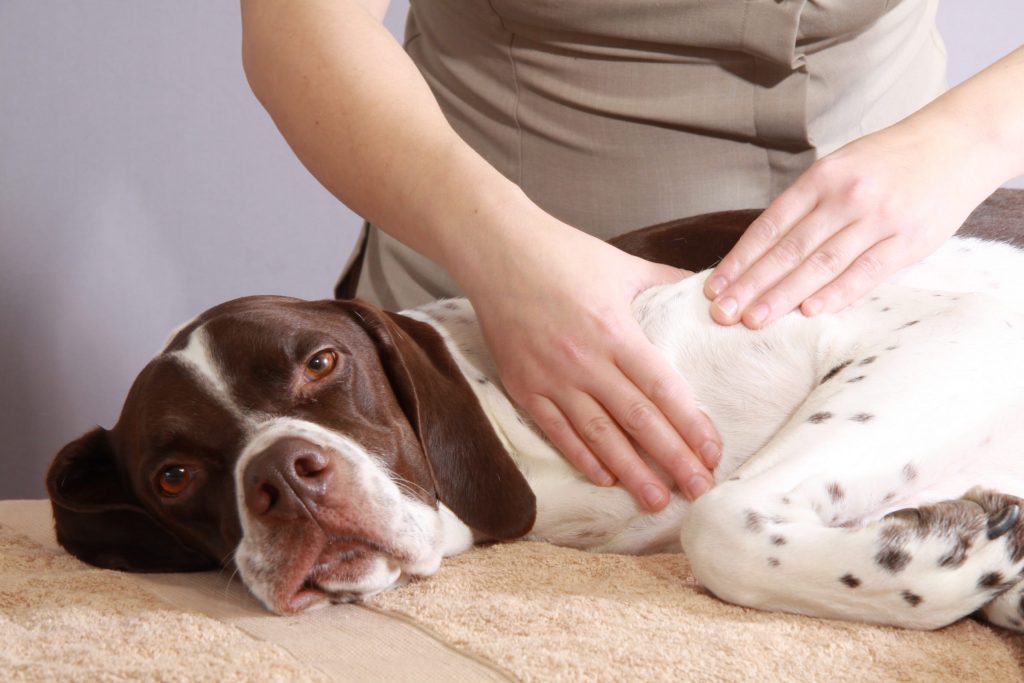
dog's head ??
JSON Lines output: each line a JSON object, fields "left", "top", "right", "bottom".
{"left": 47, "top": 296, "right": 536, "bottom": 613}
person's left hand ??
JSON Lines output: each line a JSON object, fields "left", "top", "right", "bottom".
{"left": 703, "top": 115, "right": 1003, "bottom": 328}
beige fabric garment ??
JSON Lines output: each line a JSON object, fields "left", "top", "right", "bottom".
{"left": 351, "top": 0, "right": 947, "bottom": 310}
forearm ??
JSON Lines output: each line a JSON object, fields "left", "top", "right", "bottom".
{"left": 239, "top": 0, "right": 555, "bottom": 292}
{"left": 903, "top": 45, "right": 1024, "bottom": 187}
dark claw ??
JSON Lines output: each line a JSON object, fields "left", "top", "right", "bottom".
{"left": 986, "top": 505, "right": 1021, "bottom": 540}
{"left": 884, "top": 507, "right": 922, "bottom": 524}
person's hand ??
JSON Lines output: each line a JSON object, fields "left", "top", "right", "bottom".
{"left": 461, "top": 222, "right": 722, "bottom": 510}
{"left": 704, "top": 114, "right": 1006, "bottom": 328}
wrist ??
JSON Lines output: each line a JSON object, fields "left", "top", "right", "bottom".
{"left": 912, "top": 47, "right": 1024, "bottom": 189}
{"left": 420, "top": 153, "right": 582, "bottom": 299}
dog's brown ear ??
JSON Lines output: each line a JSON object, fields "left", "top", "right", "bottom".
{"left": 344, "top": 301, "right": 536, "bottom": 540}
{"left": 46, "top": 427, "right": 216, "bottom": 572}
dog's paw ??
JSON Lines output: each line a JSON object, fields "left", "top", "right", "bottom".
{"left": 876, "top": 487, "right": 1024, "bottom": 629}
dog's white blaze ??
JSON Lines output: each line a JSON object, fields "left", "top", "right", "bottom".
{"left": 167, "top": 325, "right": 253, "bottom": 425}
{"left": 159, "top": 313, "right": 199, "bottom": 353}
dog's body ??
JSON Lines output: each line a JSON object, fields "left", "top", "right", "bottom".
{"left": 48, "top": 212, "right": 1024, "bottom": 632}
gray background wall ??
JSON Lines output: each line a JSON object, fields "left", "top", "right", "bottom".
{"left": 1, "top": 2, "right": 1021, "bottom": 499}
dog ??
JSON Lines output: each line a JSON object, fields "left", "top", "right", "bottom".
{"left": 47, "top": 209, "right": 1024, "bottom": 631}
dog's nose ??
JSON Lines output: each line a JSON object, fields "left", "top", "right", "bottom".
{"left": 243, "top": 438, "right": 333, "bottom": 519}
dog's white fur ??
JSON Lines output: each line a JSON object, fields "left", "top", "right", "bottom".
{"left": 229, "top": 235, "right": 1024, "bottom": 630}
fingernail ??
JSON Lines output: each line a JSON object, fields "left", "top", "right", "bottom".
{"left": 707, "top": 275, "right": 728, "bottom": 297}
{"left": 642, "top": 484, "right": 668, "bottom": 510}
{"left": 804, "top": 297, "right": 824, "bottom": 316}
{"left": 715, "top": 296, "right": 738, "bottom": 318}
{"left": 701, "top": 441, "right": 721, "bottom": 467}
{"left": 595, "top": 470, "right": 616, "bottom": 487}
{"left": 748, "top": 302, "right": 769, "bottom": 326}
{"left": 687, "top": 475, "right": 711, "bottom": 500}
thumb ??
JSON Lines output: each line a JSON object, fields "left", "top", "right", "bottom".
{"left": 644, "top": 262, "right": 694, "bottom": 288}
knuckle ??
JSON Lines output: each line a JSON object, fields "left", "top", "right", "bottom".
{"left": 539, "top": 412, "right": 572, "bottom": 439}
{"left": 595, "top": 313, "right": 627, "bottom": 341}
{"left": 851, "top": 252, "right": 884, "bottom": 281}
{"left": 843, "top": 176, "right": 881, "bottom": 206}
{"left": 552, "top": 334, "right": 590, "bottom": 365}
{"left": 648, "top": 373, "right": 680, "bottom": 404}
{"left": 750, "top": 214, "right": 782, "bottom": 245}
{"left": 623, "top": 401, "right": 658, "bottom": 433}
{"left": 806, "top": 248, "right": 843, "bottom": 277}
{"left": 769, "top": 236, "right": 808, "bottom": 269}
{"left": 580, "top": 415, "right": 616, "bottom": 446}
{"left": 808, "top": 156, "right": 840, "bottom": 182}
{"left": 563, "top": 446, "right": 595, "bottom": 470}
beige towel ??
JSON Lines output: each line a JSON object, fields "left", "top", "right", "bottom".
{"left": 4, "top": 500, "right": 1022, "bottom": 682}
{"left": 370, "top": 541, "right": 1024, "bottom": 682}
{"left": 0, "top": 523, "right": 329, "bottom": 683}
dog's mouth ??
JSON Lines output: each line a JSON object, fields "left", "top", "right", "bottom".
{"left": 233, "top": 422, "right": 450, "bottom": 615}
{"left": 269, "top": 533, "right": 408, "bottom": 614}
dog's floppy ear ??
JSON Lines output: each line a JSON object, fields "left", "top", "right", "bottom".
{"left": 46, "top": 427, "right": 216, "bottom": 572}
{"left": 344, "top": 301, "right": 536, "bottom": 540}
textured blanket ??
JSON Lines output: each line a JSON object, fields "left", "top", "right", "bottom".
{"left": 3, "top": 500, "right": 1022, "bottom": 682}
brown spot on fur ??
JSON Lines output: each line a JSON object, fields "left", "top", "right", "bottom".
{"left": 902, "top": 464, "right": 918, "bottom": 482}
{"left": 827, "top": 482, "right": 845, "bottom": 503}
{"left": 767, "top": 557, "right": 780, "bottom": 567}
{"left": 898, "top": 320, "right": 920, "bottom": 330}
{"left": 858, "top": 356, "right": 877, "bottom": 366}
{"left": 820, "top": 360, "right": 852, "bottom": 384}
{"left": 901, "top": 591, "right": 923, "bottom": 606}
{"left": 745, "top": 510, "right": 764, "bottom": 533}
{"left": 877, "top": 526, "right": 912, "bottom": 573}
{"left": 850, "top": 413, "right": 874, "bottom": 423}
{"left": 770, "top": 535, "right": 786, "bottom": 546}
{"left": 840, "top": 574, "right": 861, "bottom": 588}
{"left": 979, "top": 572, "right": 1005, "bottom": 589}
{"left": 808, "top": 412, "right": 833, "bottom": 424}
{"left": 847, "top": 376, "right": 866, "bottom": 383}
{"left": 877, "top": 549, "right": 912, "bottom": 573}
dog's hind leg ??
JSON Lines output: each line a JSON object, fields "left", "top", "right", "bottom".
{"left": 682, "top": 480, "right": 1024, "bottom": 630}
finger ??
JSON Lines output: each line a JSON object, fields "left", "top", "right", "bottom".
{"left": 612, "top": 336, "right": 720, "bottom": 475}
{"left": 708, "top": 205, "right": 860, "bottom": 327}
{"left": 802, "top": 235, "right": 906, "bottom": 316}
{"left": 524, "top": 394, "right": 617, "bottom": 487}
{"left": 737, "top": 219, "right": 886, "bottom": 328}
{"left": 704, "top": 186, "right": 818, "bottom": 302}
{"left": 597, "top": 365, "right": 715, "bottom": 502}
{"left": 558, "top": 389, "right": 672, "bottom": 511}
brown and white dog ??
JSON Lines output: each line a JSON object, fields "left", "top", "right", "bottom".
{"left": 48, "top": 208, "right": 1024, "bottom": 631}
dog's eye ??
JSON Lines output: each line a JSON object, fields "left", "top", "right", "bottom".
{"left": 303, "top": 349, "right": 338, "bottom": 382}
{"left": 157, "top": 466, "right": 192, "bottom": 497}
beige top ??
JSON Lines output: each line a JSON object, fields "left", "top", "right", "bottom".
{"left": 347, "top": 0, "right": 947, "bottom": 309}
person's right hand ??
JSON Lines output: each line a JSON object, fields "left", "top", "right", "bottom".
{"left": 459, "top": 219, "right": 722, "bottom": 510}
